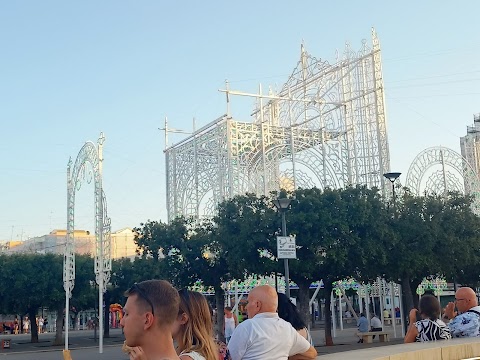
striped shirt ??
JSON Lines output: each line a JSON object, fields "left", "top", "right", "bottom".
{"left": 415, "top": 319, "right": 451, "bottom": 342}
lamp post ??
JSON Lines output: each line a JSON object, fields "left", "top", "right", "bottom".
{"left": 383, "top": 172, "right": 401, "bottom": 204}
{"left": 273, "top": 198, "right": 292, "bottom": 298}
{"left": 383, "top": 171, "right": 405, "bottom": 333}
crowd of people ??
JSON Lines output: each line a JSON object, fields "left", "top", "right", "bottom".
{"left": 120, "top": 280, "right": 317, "bottom": 360}
{"left": 1, "top": 316, "right": 48, "bottom": 335}
{"left": 354, "top": 286, "right": 480, "bottom": 345}
{"left": 119, "top": 279, "right": 480, "bottom": 359}
{"left": 2, "top": 278, "right": 479, "bottom": 359}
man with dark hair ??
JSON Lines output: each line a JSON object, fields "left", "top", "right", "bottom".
{"left": 120, "top": 279, "right": 180, "bottom": 359}
{"left": 443, "top": 287, "right": 480, "bottom": 337}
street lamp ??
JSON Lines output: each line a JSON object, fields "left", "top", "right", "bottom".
{"left": 383, "top": 172, "right": 401, "bottom": 202}
{"left": 273, "top": 197, "right": 292, "bottom": 298}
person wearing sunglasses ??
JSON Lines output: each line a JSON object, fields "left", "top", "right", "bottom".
{"left": 443, "top": 287, "right": 480, "bottom": 338}
{"left": 120, "top": 280, "right": 181, "bottom": 360}
{"left": 172, "top": 289, "right": 219, "bottom": 360}
{"left": 228, "top": 285, "right": 317, "bottom": 360}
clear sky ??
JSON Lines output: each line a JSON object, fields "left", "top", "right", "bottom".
{"left": 1, "top": 1, "right": 479, "bottom": 241}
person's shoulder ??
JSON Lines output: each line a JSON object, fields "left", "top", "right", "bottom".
{"left": 468, "top": 306, "right": 480, "bottom": 313}
{"left": 434, "top": 318, "right": 448, "bottom": 327}
{"left": 179, "top": 351, "right": 206, "bottom": 360}
{"left": 450, "top": 309, "right": 480, "bottom": 326}
{"left": 235, "top": 317, "right": 253, "bottom": 330}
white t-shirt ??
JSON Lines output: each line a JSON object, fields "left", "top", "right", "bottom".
{"left": 371, "top": 316, "right": 382, "bottom": 328}
{"left": 179, "top": 350, "right": 206, "bottom": 360}
{"left": 228, "top": 312, "right": 311, "bottom": 360}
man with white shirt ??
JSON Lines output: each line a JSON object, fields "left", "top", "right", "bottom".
{"left": 371, "top": 314, "right": 382, "bottom": 331}
{"left": 370, "top": 314, "right": 383, "bottom": 339}
{"left": 228, "top": 285, "right": 317, "bottom": 360}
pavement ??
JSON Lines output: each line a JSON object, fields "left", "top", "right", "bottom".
{"left": 0, "top": 322, "right": 406, "bottom": 359}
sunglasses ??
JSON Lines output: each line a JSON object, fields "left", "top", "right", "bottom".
{"left": 130, "top": 283, "right": 155, "bottom": 316}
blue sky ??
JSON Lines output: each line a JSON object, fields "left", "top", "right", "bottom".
{"left": 1, "top": 1, "right": 479, "bottom": 241}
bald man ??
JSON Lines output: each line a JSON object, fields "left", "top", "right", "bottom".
{"left": 443, "top": 287, "right": 480, "bottom": 337}
{"left": 228, "top": 285, "right": 317, "bottom": 360}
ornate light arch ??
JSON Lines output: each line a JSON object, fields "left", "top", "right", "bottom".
{"left": 63, "top": 133, "right": 111, "bottom": 353}
{"left": 405, "top": 146, "right": 480, "bottom": 213}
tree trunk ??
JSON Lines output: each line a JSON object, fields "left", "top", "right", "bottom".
{"left": 410, "top": 278, "right": 421, "bottom": 309}
{"left": 401, "top": 276, "right": 415, "bottom": 333}
{"left": 214, "top": 283, "right": 225, "bottom": 342}
{"left": 296, "top": 281, "right": 311, "bottom": 328}
{"left": 401, "top": 277, "right": 414, "bottom": 313}
{"left": 53, "top": 303, "right": 64, "bottom": 346}
{"left": 28, "top": 309, "right": 39, "bottom": 343}
{"left": 324, "top": 280, "right": 334, "bottom": 346}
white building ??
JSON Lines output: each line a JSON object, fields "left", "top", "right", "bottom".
{"left": 3, "top": 228, "right": 138, "bottom": 260}
{"left": 460, "top": 113, "right": 480, "bottom": 179}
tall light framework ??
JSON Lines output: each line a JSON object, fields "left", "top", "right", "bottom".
{"left": 165, "top": 29, "right": 391, "bottom": 221}
{"left": 405, "top": 146, "right": 480, "bottom": 213}
{"left": 64, "top": 133, "right": 112, "bottom": 353}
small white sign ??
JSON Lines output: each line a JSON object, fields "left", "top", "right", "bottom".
{"left": 277, "top": 236, "right": 296, "bottom": 259}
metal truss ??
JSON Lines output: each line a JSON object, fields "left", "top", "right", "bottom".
{"left": 165, "top": 29, "right": 391, "bottom": 221}
{"left": 64, "top": 133, "right": 111, "bottom": 353}
{"left": 405, "top": 146, "right": 480, "bottom": 213}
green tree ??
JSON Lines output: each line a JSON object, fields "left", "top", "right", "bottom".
{"left": 384, "top": 191, "right": 480, "bottom": 312}
{"left": 214, "top": 186, "right": 389, "bottom": 345}
{"left": 290, "top": 186, "right": 389, "bottom": 345}
{"left": 134, "top": 215, "right": 239, "bottom": 339}
{"left": 70, "top": 254, "right": 96, "bottom": 330}
{"left": 0, "top": 253, "right": 64, "bottom": 343}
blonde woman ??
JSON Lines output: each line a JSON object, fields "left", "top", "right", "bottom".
{"left": 173, "top": 289, "right": 219, "bottom": 360}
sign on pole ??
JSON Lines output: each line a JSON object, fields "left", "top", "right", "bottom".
{"left": 277, "top": 236, "right": 296, "bottom": 259}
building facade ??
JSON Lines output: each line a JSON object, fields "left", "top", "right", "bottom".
{"left": 1, "top": 228, "right": 137, "bottom": 260}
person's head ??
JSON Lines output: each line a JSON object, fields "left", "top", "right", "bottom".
{"left": 246, "top": 285, "right": 277, "bottom": 318}
{"left": 418, "top": 294, "right": 441, "bottom": 320}
{"left": 277, "top": 292, "right": 306, "bottom": 330}
{"left": 455, "top": 287, "right": 478, "bottom": 313}
{"left": 120, "top": 279, "right": 179, "bottom": 347}
{"left": 172, "top": 289, "right": 217, "bottom": 360}
{"left": 360, "top": 313, "right": 365, "bottom": 318}
{"left": 224, "top": 306, "right": 232, "bottom": 314}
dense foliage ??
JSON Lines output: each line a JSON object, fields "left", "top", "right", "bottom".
{"left": 2, "top": 187, "right": 480, "bottom": 345}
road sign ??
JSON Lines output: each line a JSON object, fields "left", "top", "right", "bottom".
{"left": 277, "top": 236, "right": 296, "bottom": 259}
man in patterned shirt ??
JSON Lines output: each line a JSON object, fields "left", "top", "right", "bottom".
{"left": 443, "top": 287, "right": 480, "bottom": 337}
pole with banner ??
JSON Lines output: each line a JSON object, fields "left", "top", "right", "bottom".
{"left": 277, "top": 235, "right": 296, "bottom": 298}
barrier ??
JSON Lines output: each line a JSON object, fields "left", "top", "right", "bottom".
{"left": 318, "top": 337, "right": 480, "bottom": 360}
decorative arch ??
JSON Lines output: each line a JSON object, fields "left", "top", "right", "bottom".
{"left": 405, "top": 146, "right": 480, "bottom": 213}
{"left": 63, "top": 133, "right": 111, "bottom": 353}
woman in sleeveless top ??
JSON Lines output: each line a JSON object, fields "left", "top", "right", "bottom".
{"left": 277, "top": 292, "right": 313, "bottom": 345}
{"left": 223, "top": 307, "right": 238, "bottom": 343}
{"left": 404, "top": 294, "right": 451, "bottom": 343}
{"left": 172, "top": 289, "right": 220, "bottom": 360}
